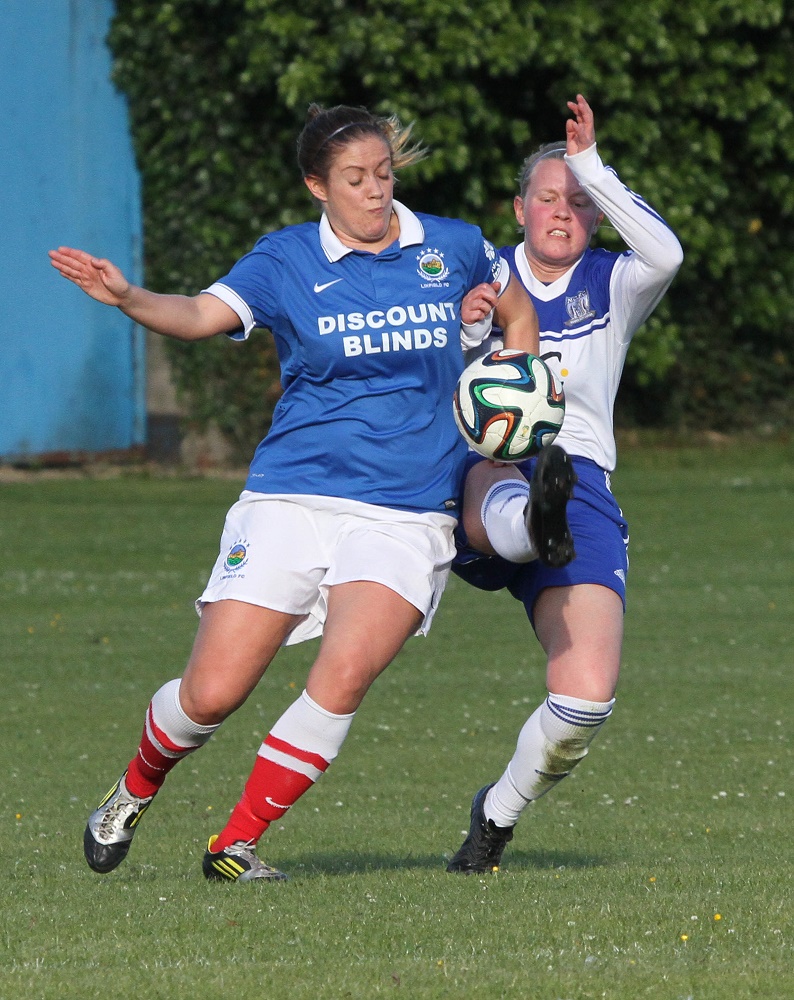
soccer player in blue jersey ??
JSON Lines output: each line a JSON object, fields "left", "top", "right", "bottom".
{"left": 446, "top": 94, "right": 684, "bottom": 873}
{"left": 49, "top": 102, "right": 539, "bottom": 882}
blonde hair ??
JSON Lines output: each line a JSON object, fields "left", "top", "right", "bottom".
{"left": 517, "top": 141, "right": 567, "bottom": 198}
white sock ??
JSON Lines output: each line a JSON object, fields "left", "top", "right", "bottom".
{"left": 481, "top": 479, "right": 536, "bottom": 562}
{"left": 485, "top": 692, "right": 615, "bottom": 827}
{"left": 154, "top": 678, "right": 219, "bottom": 745}
{"left": 265, "top": 689, "right": 355, "bottom": 763}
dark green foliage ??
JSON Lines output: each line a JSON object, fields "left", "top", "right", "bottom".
{"left": 109, "top": 0, "right": 793, "bottom": 457}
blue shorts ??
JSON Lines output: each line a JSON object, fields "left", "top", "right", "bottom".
{"left": 452, "top": 454, "right": 629, "bottom": 627}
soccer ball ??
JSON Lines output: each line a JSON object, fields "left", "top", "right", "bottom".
{"left": 453, "top": 350, "right": 565, "bottom": 462}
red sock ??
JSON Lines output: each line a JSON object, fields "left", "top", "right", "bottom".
{"left": 213, "top": 734, "right": 330, "bottom": 850}
{"left": 124, "top": 680, "right": 218, "bottom": 798}
{"left": 125, "top": 704, "right": 197, "bottom": 797}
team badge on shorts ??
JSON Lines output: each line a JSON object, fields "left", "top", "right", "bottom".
{"left": 224, "top": 540, "right": 249, "bottom": 572}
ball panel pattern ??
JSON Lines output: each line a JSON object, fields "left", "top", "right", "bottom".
{"left": 453, "top": 351, "right": 565, "bottom": 462}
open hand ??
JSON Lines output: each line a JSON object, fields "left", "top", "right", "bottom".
{"left": 566, "top": 94, "right": 596, "bottom": 155}
{"left": 48, "top": 247, "right": 131, "bottom": 306}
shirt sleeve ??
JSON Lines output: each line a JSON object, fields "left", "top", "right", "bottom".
{"left": 460, "top": 244, "right": 511, "bottom": 350}
{"left": 202, "top": 236, "right": 285, "bottom": 342}
{"left": 201, "top": 282, "right": 255, "bottom": 341}
{"left": 565, "top": 144, "right": 684, "bottom": 345}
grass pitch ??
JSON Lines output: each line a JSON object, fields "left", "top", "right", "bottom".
{"left": 1, "top": 442, "right": 792, "bottom": 999}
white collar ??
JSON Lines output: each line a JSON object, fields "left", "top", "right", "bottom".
{"left": 319, "top": 200, "right": 425, "bottom": 261}
{"left": 513, "top": 241, "right": 585, "bottom": 301}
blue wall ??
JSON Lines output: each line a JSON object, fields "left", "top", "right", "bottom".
{"left": 0, "top": 1, "right": 144, "bottom": 460}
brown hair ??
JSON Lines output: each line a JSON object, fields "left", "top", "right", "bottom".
{"left": 297, "top": 103, "right": 427, "bottom": 181}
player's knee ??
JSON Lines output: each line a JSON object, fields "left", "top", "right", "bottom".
{"left": 178, "top": 678, "right": 243, "bottom": 726}
{"left": 311, "top": 660, "right": 378, "bottom": 714}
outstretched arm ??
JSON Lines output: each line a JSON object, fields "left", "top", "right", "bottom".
{"left": 48, "top": 246, "right": 240, "bottom": 341}
{"left": 562, "top": 99, "right": 684, "bottom": 339}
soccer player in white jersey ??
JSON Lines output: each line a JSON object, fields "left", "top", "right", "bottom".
{"left": 49, "top": 103, "right": 539, "bottom": 882}
{"left": 446, "top": 94, "right": 684, "bottom": 873}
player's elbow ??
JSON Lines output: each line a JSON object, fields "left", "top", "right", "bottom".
{"left": 657, "top": 233, "right": 684, "bottom": 281}
{"left": 666, "top": 236, "right": 684, "bottom": 277}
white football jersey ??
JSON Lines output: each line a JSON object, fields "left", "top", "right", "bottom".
{"left": 478, "top": 143, "right": 683, "bottom": 471}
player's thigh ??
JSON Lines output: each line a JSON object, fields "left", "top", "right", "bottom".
{"left": 306, "top": 581, "right": 423, "bottom": 714}
{"left": 534, "top": 583, "right": 624, "bottom": 702}
{"left": 180, "top": 599, "right": 302, "bottom": 724}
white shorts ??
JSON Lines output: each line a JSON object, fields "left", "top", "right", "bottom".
{"left": 197, "top": 492, "right": 457, "bottom": 646}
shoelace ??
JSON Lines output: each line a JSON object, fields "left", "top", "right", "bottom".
{"left": 222, "top": 840, "right": 286, "bottom": 877}
{"left": 224, "top": 840, "right": 259, "bottom": 861}
{"left": 97, "top": 790, "right": 144, "bottom": 839}
{"left": 224, "top": 840, "right": 256, "bottom": 854}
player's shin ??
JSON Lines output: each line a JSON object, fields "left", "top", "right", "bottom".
{"left": 486, "top": 692, "right": 614, "bottom": 827}
{"left": 212, "top": 690, "right": 354, "bottom": 850}
{"left": 125, "top": 678, "right": 220, "bottom": 798}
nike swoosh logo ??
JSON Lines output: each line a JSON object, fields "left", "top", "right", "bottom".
{"left": 265, "top": 796, "right": 290, "bottom": 810}
{"left": 313, "top": 278, "right": 343, "bottom": 293}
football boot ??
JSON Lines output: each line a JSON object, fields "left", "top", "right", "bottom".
{"left": 84, "top": 772, "right": 154, "bottom": 873}
{"left": 526, "top": 444, "right": 577, "bottom": 568}
{"left": 202, "top": 835, "right": 288, "bottom": 883}
{"left": 446, "top": 784, "right": 514, "bottom": 874}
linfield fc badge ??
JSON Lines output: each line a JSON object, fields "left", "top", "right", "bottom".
{"left": 416, "top": 248, "right": 450, "bottom": 284}
{"left": 564, "top": 288, "right": 597, "bottom": 327}
{"left": 224, "top": 540, "right": 249, "bottom": 572}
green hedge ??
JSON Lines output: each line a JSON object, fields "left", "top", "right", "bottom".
{"left": 109, "top": 0, "right": 793, "bottom": 457}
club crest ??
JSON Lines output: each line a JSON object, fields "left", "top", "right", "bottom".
{"left": 224, "top": 540, "right": 249, "bottom": 572}
{"left": 564, "top": 288, "right": 596, "bottom": 327}
{"left": 416, "top": 248, "right": 450, "bottom": 284}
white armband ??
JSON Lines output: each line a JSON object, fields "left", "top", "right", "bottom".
{"left": 460, "top": 309, "right": 495, "bottom": 348}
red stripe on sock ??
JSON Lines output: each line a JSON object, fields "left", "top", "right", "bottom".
{"left": 147, "top": 706, "right": 194, "bottom": 755}
{"left": 125, "top": 716, "right": 196, "bottom": 798}
{"left": 264, "top": 733, "right": 330, "bottom": 773}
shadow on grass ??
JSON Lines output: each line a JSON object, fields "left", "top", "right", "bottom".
{"left": 66, "top": 846, "right": 610, "bottom": 885}
{"left": 271, "top": 847, "right": 609, "bottom": 877}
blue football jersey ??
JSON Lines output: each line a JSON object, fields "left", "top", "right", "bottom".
{"left": 205, "top": 201, "right": 504, "bottom": 513}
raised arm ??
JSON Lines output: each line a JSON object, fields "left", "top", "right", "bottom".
{"left": 562, "top": 97, "right": 683, "bottom": 337}
{"left": 48, "top": 246, "right": 241, "bottom": 341}
{"left": 565, "top": 93, "right": 596, "bottom": 155}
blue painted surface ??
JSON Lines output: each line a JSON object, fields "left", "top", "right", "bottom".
{"left": 0, "top": 1, "right": 144, "bottom": 459}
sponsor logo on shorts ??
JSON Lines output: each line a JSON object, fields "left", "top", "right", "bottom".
{"left": 224, "top": 540, "right": 249, "bottom": 572}
{"left": 613, "top": 568, "right": 626, "bottom": 585}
